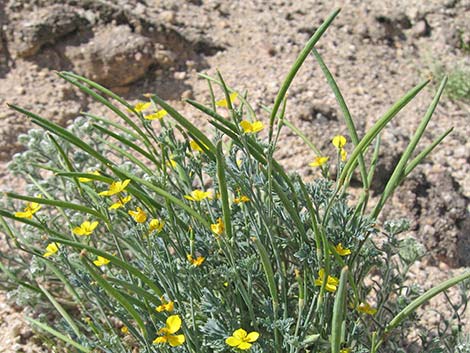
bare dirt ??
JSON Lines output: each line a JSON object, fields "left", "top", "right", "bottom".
{"left": 0, "top": 0, "right": 469, "bottom": 352}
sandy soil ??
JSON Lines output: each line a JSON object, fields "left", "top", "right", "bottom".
{"left": 0, "top": 0, "right": 469, "bottom": 351}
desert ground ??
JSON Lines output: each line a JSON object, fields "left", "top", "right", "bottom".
{"left": 0, "top": 0, "right": 469, "bottom": 351}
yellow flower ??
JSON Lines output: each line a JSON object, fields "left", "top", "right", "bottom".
{"left": 73, "top": 221, "right": 99, "bottom": 236}
{"left": 134, "top": 101, "right": 151, "bottom": 112}
{"left": 184, "top": 189, "right": 212, "bottom": 202}
{"left": 121, "top": 326, "right": 129, "bottom": 334}
{"left": 240, "top": 120, "right": 264, "bottom": 134}
{"left": 189, "top": 140, "right": 207, "bottom": 152}
{"left": 357, "top": 302, "right": 377, "bottom": 315}
{"left": 335, "top": 243, "right": 351, "bottom": 256}
{"left": 43, "top": 242, "right": 59, "bottom": 257}
{"left": 234, "top": 195, "right": 250, "bottom": 204}
{"left": 332, "top": 135, "right": 347, "bottom": 148}
{"left": 211, "top": 218, "right": 224, "bottom": 236}
{"left": 128, "top": 207, "right": 147, "bottom": 223}
{"left": 78, "top": 170, "right": 101, "bottom": 183}
{"left": 153, "top": 315, "right": 185, "bottom": 347}
{"left": 314, "top": 268, "right": 339, "bottom": 292}
{"left": 109, "top": 195, "right": 132, "bottom": 210}
{"left": 93, "top": 256, "right": 110, "bottom": 267}
{"left": 99, "top": 179, "right": 131, "bottom": 196}
{"left": 226, "top": 328, "right": 260, "bottom": 350}
{"left": 309, "top": 156, "right": 329, "bottom": 168}
{"left": 156, "top": 296, "right": 174, "bottom": 312}
{"left": 340, "top": 148, "right": 347, "bottom": 161}
{"left": 216, "top": 92, "right": 238, "bottom": 108}
{"left": 187, "top": 254, "right": 205, "bottom": 267}
{"left": 149, "top": 219, "right": 165, "bottom": 233}
{"left": 166, "top": 156, "right": 177, "bottom": 168}
{"left": 144, "top": 109, "right": 167, "bottom": 120}
{"left": 15, "top": 195, "right": 42, "bottom": 219}
{"left": 340, "top": 348, "right": 351, "bottom": 353}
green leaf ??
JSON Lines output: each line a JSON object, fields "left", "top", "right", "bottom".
{"left": 81, "top": 257, "right": 148, "bottom": 337}
{"left": 38, "top": 283, "right": 82, "bottom": 337}
{"left": 26, "top": 318, "right": 91, "bottom": 353}
{"left": 92, "top": 123, "right": 158, "bottom": 164}
{"left": 215, "top": 141, "right": 233, "bottom": 239}
{"left": 311, "top": 48, "right": 368, "bottom": 189}
{"left": 58, "top": 71, "right": 154, "bottom": 150}
{"left": 339, "top": 80, "right": 429, "bottom": 186}
{"left": 149, "top": 94, "right": 216, "bottom": 157}
{"left": 283, "top": 119, "right": 322, "bottom": 156}
{"left": 47, "top": 237, "right": 163, "bottom": 298}
{"left": 269, "top": 8, "right": 341, "bottom": 140}
{"left": 372, "top": 77, "right": 448, "bottom": 218}
{"left": 404, "top": 127, "right": 453, "bottom": 178}
{"left": 385, "top": 271, "right": 470, "bottom": 333}
{"left": 6, "top": 193, "right": 107, "bottom": 222}
{"left": 331, "top": 266, "right": 348, "bottom": 353}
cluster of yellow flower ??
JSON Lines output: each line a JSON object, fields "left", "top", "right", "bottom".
{"left": 309, "top": 135, "right": 348, "bottom": 168}
{"left": 12, "top": 93, "right": 374, "bottom": 352}
{"left": 14, "top": 197, "right": 41, "bottom": 219}
{"left": 14, "top": 177, "right": 166, "bottom": 264}
{"left": 149, "top": 287, "right": 259, "bottom": 350}
{"left": 153, "top": 315, "right": 185, "bottom": 347}
{"left": 134, "top": 94, "right": 265, "bottom": 137}
{"left": 97, "top": 179, "right": 165, "bottom": 234}
{"left": 133, "top": 101, "right": 167, "bottom": 121}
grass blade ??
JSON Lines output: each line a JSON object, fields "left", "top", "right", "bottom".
{"left": 6, "top": 192, "right": 107, "bottom": 221}
{"left": 331, "top": 266, "right": 348, "bottom": 353}
{"left": 38, "top": 283, "right": 82, "bottom": 337}
{"left": 253, "top": 236, "right": 281, "bottom": 353}
{"left": 149, "top": 94, "right": 216, "bottom": 157}
{"left": 81, "top": 258, "right": 147, "bottom": 337}
{"left": 83, "top": 112, "right": 141, "bottom": 140}
{"left": 377, "top": 271, "right": 470, "bottom": 350}
{"left": 216, "top": 141, "right": 233, "bottom": 239}
{"left": 92, "top": 123, "right": 158, "bottom": 164}
{"left": 311, "top": 48, "right": 368, "bottom": 189}
{"left": 26, "top": 317, "right": 91, "bottom": 353}
{"left": 197, "top": 72, "right": 257, "bottom": 120}
{"left": 283, "top": 119, "right": 321, "bottom": 156}
{"left": 372, "top": 77, "right": 447, "bottom": 218}
{"left": 269, "top": 8, "right": 341, "bottom": 140}
{"left": 48, "top": 236, "right": 163, "bottom": 297}
{"left": 58, "top": 72, "right": 154, "bottom": 149}
{"left": 7, "top": 103, "right": 115, "bottom": 168}
{"left": 404, "top": 127, "right": 453, "bottom": 178}
{"left": 339, "top": 80, "right": 429, "bottom": 186}
{"left": 186, "top": 99, "right": 238, "bottom": 133}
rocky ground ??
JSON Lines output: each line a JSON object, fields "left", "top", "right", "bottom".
{"left": 0, "top": 0, "right": 469, "bottom": 351}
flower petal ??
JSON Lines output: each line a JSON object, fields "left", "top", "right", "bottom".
{"left": 233, "top": 328, "right": 247, "bottom": 340}
{"left": 226, "top": 336, "right": 242, "bottom": 347}
{"left": 153, "top": 336, "right": 167, "bottom": 344}
{"left": 166, "top": 315, "right": 181, "bottom": 334}
{"left": 14, "top": 211, "right": 32, "bottom": 219}
{"left": 72, "top": 227, "right": 85, "bottom": 235}
{"left": 332, "top": 135, "right": 347, "bottom": 148}
{"left": 246, "top": 331, "right": 260, "bottom": 342}
{"left": 121, "top": 179, "right": 131, "bottom": 190}
{"left": 238, "top": 341, "right": 253, "bottom": 350}
{"left": 325, "top": 283, "right": 337, "bottom": 292}
{"left": 168, "top": 334, "right": 185, "bottom": 347}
